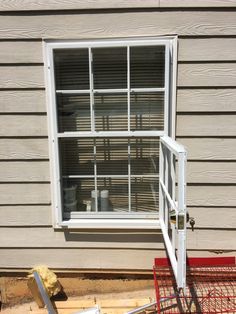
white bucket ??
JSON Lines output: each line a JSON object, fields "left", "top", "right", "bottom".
{"left": 64, "top": 185, "right": 77, "bottom": 202}
{"left": 64, "top": 200, "right": 77, "bottom": 212}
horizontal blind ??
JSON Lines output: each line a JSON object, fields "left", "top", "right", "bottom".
{"left": 53, "top": 44, "right": 166, "bottom": 214}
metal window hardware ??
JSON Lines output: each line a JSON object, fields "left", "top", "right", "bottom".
{"left": 169, "top": 209, "right": 177, "bottom": 224}
{"left": 177, "top": 213, "right": 185, "bottom": 230}
{"left": 189, "top": 217, "right": 196, "bottom": 232}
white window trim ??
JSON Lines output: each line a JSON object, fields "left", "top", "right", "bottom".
{"left": 43, "top": 36, "right": 178, "bottom": 229}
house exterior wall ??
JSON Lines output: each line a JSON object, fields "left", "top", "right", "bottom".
{"left": 0, "top": 1, "right": 235, "bottom": 271}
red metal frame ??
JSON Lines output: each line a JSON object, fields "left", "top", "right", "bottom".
{"left": 153, "top": 257, "right": 236, "bottom": 313}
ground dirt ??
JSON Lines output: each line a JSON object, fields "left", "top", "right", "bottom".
{"left": 0, "top": 275, "right": 155, "bottom": 313}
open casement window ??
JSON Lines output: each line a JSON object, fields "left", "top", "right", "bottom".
{"left": 45, "top": 37, "right": 179, "bottom": 230}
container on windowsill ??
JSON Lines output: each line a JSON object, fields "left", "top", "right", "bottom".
{"left": 63, "top": 185, "right": 77, "bottom": 203}
{"left": 64, "top": 200, "right": 77, "bottom": 212}
{"left": 100, "top": 190, "right": 109, "bottom": 211}
{"left": 91, "top": 190, "right": 100, "bottom": 212}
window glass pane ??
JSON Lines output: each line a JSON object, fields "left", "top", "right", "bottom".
{"left": 59, "top": 138, "right": 94, "bottom": 175}
{"left": 130, "top": 46, "right": 165, "bottom": 88}
{"left": 62, "top": 178, "right": 94, "bottom": 213}
{"left": 93, "top": 47, "right": 127, "bottom": 89}
{"left": 130, "top": 92, "right": 164, "bottom": 131}
{"left": 130, "top": 138, "right": 159, "bottom": 175}
{"left": 94, "top": 93, "right": 127, "bottom": 131}
{"left": 97, "top": 178, "right": 129, "bottom": 212}
{"left": 57, "top": 94, "right": 90, "bottom": 132}
{"left": 54, "top": 49, "right": 89, "bottom": 90}
{"left": 131, "top": 177, "right": 158, "bottom": 212}
{"left": 96, "top": 138, "right": 128, "bottom": 175}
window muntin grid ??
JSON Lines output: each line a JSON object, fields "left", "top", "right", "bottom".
{"left": 49, "top": 39, "right": 170, "bottom": 220}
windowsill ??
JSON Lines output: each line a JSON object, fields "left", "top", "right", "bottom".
{"left": 55, "top": 218, "right": 160, "bottom": 229}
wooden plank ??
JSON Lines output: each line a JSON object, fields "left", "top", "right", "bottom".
{"left": 0, "top": 161, "right": 49, "bottom": 182}
{"left": 0, "top": 0, "right": 161, "bottom": 11}
{"left": 188, "top": 185, "right": 236, "bottom": 207}
{"left": 0, "top": 139, "right": 49, "bottom": 160}
{"left": 2, "top": 63, "right": 236, "bottom": 91}
{"left": 0, "top": 249, "right": 234, "bottom": 271}
{"left": 1, "top": 12, "right": 236, "bottom": 39}
{"left": 0, "top": 248, "right": 161, "bottom": 269}
{"left": 0, "top": 115, "right": 47, "bottom": 136}
{"left": 178, "top": 138, "right": 236, "bottom": 160}
{"left": 187, "top": 162, "right": 236, "bottom": 184}
{"left": 160, "top": 0, "right": 236, "bottom": 7}
{"left": 188, "top": 207, "right": 236, "bottom": 229}
{"left": 179, "top": 38, "right": 236, "bottom": 61}
{"left": 54, "top": 299, "right": 153, "bottom": 309}
{"left": 31, "top": 309, "right": 152, "bottom": 314}
{"left": 2, "top": 138, "right": 234, "bottom": 163}
{"left": 0, "top": 205, "right": 51, "bottom": 226}
{"left": 28, "top": 299, "right": 157, "bottom": 314}
{"left": 0, "top": 277, "right": 7, "bottom": 303}
{"left": 0, "top": 90, "right": 46, "bottom": 113}
{"left": 30, "top": 309, "right": 148, "bottom": 314}
{"left": 0, "top": 227, "right": 164, "bottom": 249}
{"left": 0, "top": 183, "right": 50, "bottom": 204}
{"left": 0, "top": 218, "right": 236, "bottom": 249}
{"left": 0, "top": 66, "right": 44, "bottom": 88}
{"left": 27, "top": 277, "right": 45, "bottom": 308}
{"left": 177, "top": 89, "right": 236, "bottom": 112}
{"left": 178, "top": 63, "right": 236, "bottom": 87}
{"left": 187, "top": 229, "right": 236, "bottom": 250}
{"left": 0, "top": 1, "right": 231, "bottom": 12}
{"left": 0, "top": 228, "right": 235, "bottom": 251}
{"left": 0, "top": 41, "right": 42, "bottom": 63}
{"left": 177, "top": 114, "right": 236, "bottom": 136}
{"left": 0, "top": 203, "right": 234, "bottom": 228}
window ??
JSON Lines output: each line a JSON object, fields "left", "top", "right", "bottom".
{"left": 45, "top": 37, "right": 177, "bottom": 228}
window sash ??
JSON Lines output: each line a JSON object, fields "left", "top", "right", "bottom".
{"left": 45, "top": 37, "right": 175, "bottom": 227}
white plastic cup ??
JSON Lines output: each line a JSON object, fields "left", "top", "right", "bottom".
{"left": 100, "top": 190, "right": 109, "bottom": 211}
{"left": 91, "top": 190, "right": 100, "bottom": 211}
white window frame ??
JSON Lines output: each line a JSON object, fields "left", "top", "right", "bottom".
{"left": 44, "top": 36, "right": 178, "bottom": 229}
{"left": 159, "top": 135, "right": 187, "bottom": 289}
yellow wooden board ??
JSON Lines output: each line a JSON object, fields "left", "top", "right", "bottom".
{"left": 29, "top": 298, "right": 155, "bottom": 314}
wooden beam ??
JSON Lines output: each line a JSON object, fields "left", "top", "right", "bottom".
{"left": 0, "top": 249, "right": 234, "bottom": 270}
{"left": 177, "top": 89, "right": 236, "bottom": 112}
{"left": 0, "top": 12, "right": 236, "bottom": 39}
{"left": 160, "top": 0, "right": 236, "bottom": 7}
{"left": 0, "top": 184, "right": 50, "bottom": 204}
{"left": 178, "top": 138, "right": 236, "bottom": 160}
{"left": 0, "top": 0, "right": 161, "bottom": 11}
{"left": 0, "top": 66, "right": 44, "bottom": 89}
{"left": 178, "top": 63, "right": 236, "bottom": 87}
{"left": 177, "top": 114, "right": 236, "bottom": 136}
{"left": 179, "top": 38, "right": 236, "bottom": 62}
{"left": 0, "top": 90, "right": 46, "bottom": 113}
{"left": 0, "top": 161, "right": 50, "bottom": 182}
{"left": 0, "top": 205, "right": 51, "bottom": 226}
{"left": 0, "top": 277, "right": 7, "bottom": 304}
{"left": 0, "top": 115, "right": 47, "bottom": 137}
{"left": 27, "top": 277, "right": 45, "bottom": 308}
{"left": 0, "top": 41, "right": 43, "bottom": 63}
{"left": 187, "top": 162, "right": 236, "bottom": 184}
{"left": 0, "top": 226, "right": 235, "bottom": 250}
{"left": 0, "top": 139, "right": 49, "bottom": 160}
